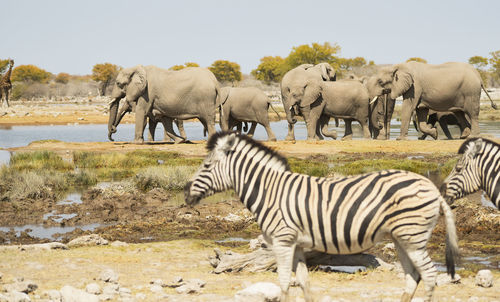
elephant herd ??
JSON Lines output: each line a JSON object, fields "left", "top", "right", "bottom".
{"left": 108, "top": 61, "right": 497, "bottom": 143}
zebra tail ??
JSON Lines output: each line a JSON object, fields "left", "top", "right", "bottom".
{"left": 440, "top": 197, "right": 460, "bottom": 278}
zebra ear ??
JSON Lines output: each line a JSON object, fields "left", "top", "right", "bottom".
{"left": 220, "top": 133, "right": 238, "bottom": 153}
{"left": 466, "top": 138, "right": 484, "bottom": 158}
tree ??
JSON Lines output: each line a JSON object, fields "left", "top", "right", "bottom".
{"left": 209, "top": 60, "right": 242, "bottom": 83}
{"left": 338, "top": 57, "right": 367, "bottom": 71}
{"left": 91, "top": 63, "right": 120, "bottom": 96}
{"left": 55, "top": 72, "right": 71, "bottom": 84}
{"left": 169, "top": 62, "right": 200, "bottom": 71}
{"left": 469, "top": 55, "right": 489, "bottom": 85}
{"left": 251, "top": 56, "right": 286, "bottom": 83}
{"left": 406, "top": 57, "right": 427, "bottom": 63}
{"left": 489, "top": 50, "right": 500, "bottom": 83}
{"left": 284, "top": 42, "right": 341, "bottom": 71}
{"left": 11, "top": 65, "right": 52, "bottom": 83}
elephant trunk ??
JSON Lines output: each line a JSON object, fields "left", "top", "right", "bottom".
{"left": 284, "top": 104, "right": 298, "bottom": 124}
{"left": 108, "top": 98, "right": 120, "bottom": 141}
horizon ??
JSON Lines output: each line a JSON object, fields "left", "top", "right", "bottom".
{"left": 1, "top": 0, "right": 500, "bottom": 75}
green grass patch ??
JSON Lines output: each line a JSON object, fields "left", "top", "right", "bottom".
{"left": 134, "top": 165, "right": 198, "bottom": 191}
{"left": 73, "top": 150, "right": 202, "bottom": 180}
{"left": 10, "top": 150, "right": 73, "bottom": 171}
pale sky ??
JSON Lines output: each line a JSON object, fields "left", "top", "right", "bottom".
{"left": 2, "top": 0, "right": 499, "bottom": 75}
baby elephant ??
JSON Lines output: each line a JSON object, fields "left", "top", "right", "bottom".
{"left": 219, "top": 87, "right": 279, "bottom": 141}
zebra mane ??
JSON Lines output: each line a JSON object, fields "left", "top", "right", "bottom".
{"left": 206, "top": 131, "right": 290, "bottom": 171}
{"left": 458, "top": 137, "right": 500, "bottom": 154}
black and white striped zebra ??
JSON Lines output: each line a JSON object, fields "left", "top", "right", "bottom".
{"left": 184, "top": 132, "right": 459, "bottom": 302}
{"left": 441, "top": 137, "right": 500, "bottom": 209}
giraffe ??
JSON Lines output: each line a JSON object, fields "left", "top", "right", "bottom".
{"left": 0, "top": 59, "right": 14, "bottom": 108}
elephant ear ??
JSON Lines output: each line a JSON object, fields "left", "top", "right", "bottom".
{"left": 126, "top": 65, "right": 147, "bottom": 102}
{"left": 319, "top": 63, "right": 336, "bottom": 81}
{"left": 390, "top": 66, "right": 413, "bottom": 99}
{"left": 300, "top": 79, "right": 322, "bottom": 108}
{"left": 218, "top": 87, "right": 231, "bottom": 106}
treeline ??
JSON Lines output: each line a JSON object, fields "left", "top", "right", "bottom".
{"left": 2, "top": 43, "right": 500, "bottom": 101}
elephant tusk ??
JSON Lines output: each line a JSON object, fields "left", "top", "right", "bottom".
{"left": 108, "top": 99, "right": 117, "bottom": 106}
{"left": 369, "top": 96, "right": 378, "bottom": 105}
{"left": 289, "top": 106, "right": 293, "bottom": 111}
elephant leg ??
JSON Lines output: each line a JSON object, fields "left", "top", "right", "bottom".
{"left": 416, "top": 107, "right": 437, "bottom": 140}
{"left": 438, "top": 118, "right": 454, "bottom": 140}
{"left": 148, "top": 116, "right": 158, "bottom": 141}
{"left": 360, "top": 118, "right": 371, "bottom": 139}
{"left": 248, "top": 122, "right": 257, "bottom": 137}
{"left": 285, "top": 123, "right": 295, "bottom": 141}
{"left": 398, "top": 99, "right": 418, "bottom": 141}
{"left": 175, "top": 119, "right": 186, "bottom": 139}
{"left": 454, "top": 111, "right": 471, "bottom": 139}
{"left": 162, "top": 117, "right": 185, "bottom": 144}
{"left": 342, "top": 119, "right": 353, "bottom": 140}
{"left": 220, "top": 111, "right": 230, "bottom": 132}
{"left": 319, "top": 115, "right": 337, "bottom": 140}
{"left": 301, "top": 105, "right": 322, "bottom": 141}
{"left": 133, "top": 97, "right": 149, "bottom": 144}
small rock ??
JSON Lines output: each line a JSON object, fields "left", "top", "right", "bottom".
{"left": 234, "top": 282, "right": 281, "bottom": 302}
{"left": 119, "top": 287, "right": 132, "bottom": 297}
{"left": 43, "top": 289, "right": 61, "bottom": 301}
{"left": 6, "top": 291, "right": 31, "bottom": 302}
{"left": 135, "top": 293, "right": 146, "bottom": 300}
{"left": 223, "top": 213, "right": 243, "bottom": 222}
{"left": 86, "top": 283, "right": 102, "bottom": 295}
{"left": 0, "top": 293, "right": 8, "bottom": 302}
{"left": 60, "top": 285, "right": 99, "bottom": 302}
{"left": 68, "top": 234, "right": 108, "bottom": 248}
{"left": 468, "top": 297, "right": 480, "bottom": 302}
{"left": 149, "top": 284, "right": 163, "bottom": 293}
{"left": 436, "top": 273, "right": 461, "bottom": 286}
{"left": 102, "top": 283, "right": 119, "bottom": 295}
{"left": 3, "top": 280, "right": 38, "bottom": 294}
{"left": 110, "top": 241, "right": 128, "bottom": 247}
{"left": 475, "top": 269, "right": 494, "bottom": 287}
{"left": 150, "top": 279, "right": 166, "bottom": 287}
{"left": 99, "top": 269, "right": 119, "bottom": 283}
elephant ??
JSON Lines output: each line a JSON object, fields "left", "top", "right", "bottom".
{"left": 365, "top": 61, "right": 497, "bottom": 140}
{"left": 294, "top": 79, "right": 384, "bottom": 140}
{"left": 219, "top": 87, "right": 280, "bottom": 141}
{"left": 351, "top": 75, "right": 395, "bottom": 140}
{"left": 280, "top": 63, "right": 336, "bottom": 140}
{"left": 108, "top": 65, "right": 220, "bottom": 143}
{"left": 413, "top": 110, "right": 468, "bottom": 140}
{"left": 111, "top": 95, "right": 187, "bottom": 143}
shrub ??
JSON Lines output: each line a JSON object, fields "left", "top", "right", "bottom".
{"left": 134, "top": 165, "right": 198, "bottom": 191}
{"left": 55, "top": 72, "right": 70, "bottom": 84}
{"left": 209, "top": 60, "right": 242, "bottom": 83}
{"left": 91, "top": 63, "right": 120, "bottom": 96}
{"left": 11, "top": 65, "right": 52, "bottom": 83}
{"left": 10, "top": 151, "right": 73, "bottom": 171}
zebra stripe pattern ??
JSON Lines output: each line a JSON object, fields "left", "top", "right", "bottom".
{"left": 184, "top": 132, "right": 458, "bottom": 302}
{"left": 442, "top": 137, "right": 500, "bottom": 209}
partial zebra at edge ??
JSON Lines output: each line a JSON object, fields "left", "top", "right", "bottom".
{"left": 442, "top": 137, "right": 500, "bottom": 209}
{"left": 185, "top": 132, "right": 459, "bottom": 302}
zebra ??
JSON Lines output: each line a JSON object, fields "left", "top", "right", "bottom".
{"left": 184, "top": 132, "right": 459, "bottom": 302}
{"left": 441, "top": 137, "right": 500, "bottom": 209}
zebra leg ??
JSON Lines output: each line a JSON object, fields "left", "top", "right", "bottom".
{"left": 273, "top": 242, "right": 296, "bottom": 302}
{"left": 293, "top": 247, "right": 311, "bottom": 302}
{"left": 394, "top": 241, "right": 420, "bottom": 302}
{"left": 405, "top": 249, "right": 437, "bottom": 302}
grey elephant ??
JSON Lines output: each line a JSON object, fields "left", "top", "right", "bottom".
{"left": 219, "top": 87, "right": 280, "bottom": 141}
{"left": 280, "top": 63, "right": 336, "bottom": 140}
{"left": 350, "top": 74, "right": 396, "bottom": 140}
{"left": 111, "top": 97, "right": 187, "bottom": 143}
{"left": 365, "top": 61, "right": 497, "bottom": 140}
{"left": 296, "top": 79, "right": 384, "bottom": 140}
{"left": 413, "top": 110, "right": 468, "bottom": 140}
{"left": 108, "top": 65, "right": 220, "bottom": 143}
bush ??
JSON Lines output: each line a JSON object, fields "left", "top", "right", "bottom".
{"left": 91, "top": 63, "right": 120, "bottom": 96}
{"left": 11, "top": 65, "right": 52, "bottom": 83}
{"left": 209, "top": 60, "right": 242, "bottom": 83}
{"left": 10, "top": 151, "right": 73, "bottom": 171}
{"left": 0, "top": 166, "right": 68, "bottom": 201}
{"left": 55, "top": 72, "right": 70, "bottom": 84}
{"left": 134, "top": 165, "right": 198, "bottom": 191}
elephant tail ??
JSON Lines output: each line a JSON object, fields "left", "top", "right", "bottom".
{"left": 268, "top": 102, "right": 281, "bottom": 120}
{"left": 481, "top": 84, "right": 498, "bottom": 110}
